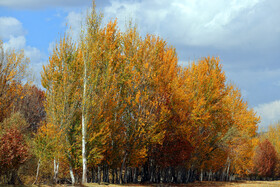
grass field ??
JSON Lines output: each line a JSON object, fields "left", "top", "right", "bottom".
{"left": 3, "top": 181, "right": 280, "bottom": 187}
{"left": 82, "top": 181, "right": 280, "bottom": 186}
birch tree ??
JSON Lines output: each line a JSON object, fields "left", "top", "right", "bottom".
{"left": 41, "top": 35, "right": 82, "bottom": 184}
{"left": 80, "top": 6, "right": 103, "bottom": 183}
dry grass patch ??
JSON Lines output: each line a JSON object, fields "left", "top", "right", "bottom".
{"left": 84, "top": 181, "right": 280, "bottom": 187}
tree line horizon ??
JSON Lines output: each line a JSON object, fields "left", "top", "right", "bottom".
{"left": 1, "top": 1, "right": 279, "bottom": 185}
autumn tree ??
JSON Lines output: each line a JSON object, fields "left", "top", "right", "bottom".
{"left": 0, "top": 40, "right": 29, "bottom": 122}
{"left": 266, "top": 123, "right": 280, "bottom": 156}
{"left": 34, "top": 122, "right": 65, "bottom": 184}
{"left": 165, "top": 57, "right": 233, "bottom": 177}
{"left": 79, "top": 6, "right": 118, "bottom": 183}
{"left": 41, "top": 34, "right": 82, "bottom": 184}
{"left": 145, "top": 57, "right": 259, "bottom": 183}
{"left": 0, "top": 113, "right": 30, "bottom": 184}
{"left": 253, "top": 139, "right": 278, "bottom": 178}
{"left": 14, "top": 84, "right": 46, "bottom": 132}
{"left": 222, "top": 86, "right": 259, "bottom": 178}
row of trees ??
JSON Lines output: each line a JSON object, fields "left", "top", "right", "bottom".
{"left": 0, "top": 40, "right": 46, "bottom": 184}
{"left": 251, "top": 123, "right": 280, "bottom": 180}
{"left": 1, "top": 2, "right": 276, "bottom": 185}
{"left": 37, "top": 3, "right": 260, "bottom": 185}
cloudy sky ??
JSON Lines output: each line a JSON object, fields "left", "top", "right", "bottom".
{"left": 0, "top": 0, "right": 279, "bottom": 130}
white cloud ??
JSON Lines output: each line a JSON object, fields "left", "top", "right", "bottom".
{"left": 0, "top": 17, "right": 26, "bottom": 40}
{"left": 102, "top": 0, "right": 279, "bottom": 49}
{"left": 3, "top": 36, "right": 26, "bottom": 50}
{"left": 0, "top": 0, "right": 91, "bottom": 9}
{"left": 1, "top": 16, "right": 46, "bottom": 85}
{"left": 65, "top": 11, "right": 85, "bottom": 41}
{"left": 48, "top": 41, "right": 56, "bottom": 53}
{"left": 58, "top": 0, "right": 279, "bottom": 51}
{"left": 25, "top": 46, "right": 45, "bottom": 63}
{"left": 254, "top": 100, "right": 280, "bottom": 130}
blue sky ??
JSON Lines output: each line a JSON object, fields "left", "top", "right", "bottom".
{"left": 0, "top": 0, "right": 280, "bottom": 129}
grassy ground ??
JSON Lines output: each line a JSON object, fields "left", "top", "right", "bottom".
{"left": 3, "top": 181, "right": 280, "bottom": 186}
{"left": 82, "top": 181, "right": 280, "bottom": 186}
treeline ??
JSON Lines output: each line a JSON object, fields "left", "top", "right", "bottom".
{"left": 0, "top": 40, "right": 46, "bottom": 184}
{"left": 251, "top": 124, "right": 280, "bottom": 180}
{"left": 38, "top": 4, "right": 260, "bottom": 184}
{"left": 0, "top": 2, "right": 273, "bottom": 185}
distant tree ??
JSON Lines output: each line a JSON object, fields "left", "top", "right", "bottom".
{"left": 0, "top": 126, "right": 29, "bottom": 184}
{"left": 266, "top": 123, "right": 280, "bottom": 156}
{"left": 0, "top": 40, "right": 29, "bottom": 123}
{"left": 15, "top": 85, "right": 46, "bottom": 132}
{"left": 253, "top": 139, "right": 278, "bottom": 178}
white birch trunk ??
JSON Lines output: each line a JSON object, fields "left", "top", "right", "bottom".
{"left": 200, "top": 169, "right": 203, "bottom": 182}
{"left": 33, "top": 159, "right": 40, "bottom": 185}
{"left": 53, "top": 158, "right": 59, "bottom": 184}
{"left": 53, "top": 159, "right": 56, "bottom": 182}
{"left": 82, "top": 59, "right": 87, "bottom": 184}
{"left": 226, "top": 158, "right": 231, "bottom": 181}
{"left": 69, "top": 165, "right": 75, "bottom": 185}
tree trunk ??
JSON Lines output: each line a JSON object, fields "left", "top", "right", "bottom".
{"left": 33, "top": 159, "right": 40, "bottom": 185}
{"left": 226, "top": 159, "right": 231, "bottom": 181}
{"left": 82, "top": 59, "right": 88, "bottom": 184}
{"left": 114, "top": 168, "right": 118, "bottom": 184}
{"left": 200, "top": 169, "right": 203, "bottom": 182}
{"left": 208, "top": 170, "right": 212, "bottom": 181}
{"left": 53, "top": 159, "right": 59, "bottom": 184}
{"left": 69, "top": 165, "right": 75, "bottom": 185}
{"left": 116, "top": 168, "right": 122, "bottom": 184}
{"left": 124, "top": 165, "right": 128, "bottom": 183}
{"left": 8, "top": 170, "right": 16, "bottom": 184}
{"left": 181, "top": 168, "right": 186, "bottom": 183}
{"left": 82, "top": 112, "right": 87, "bottom": 183}
{"left": 133, "top": 168, "right": 138, "bottom": 183}
{"left": 112, "top": 168, "right": 115, "bottom": 184}
{"left": 91, "top": 167, "right": 95, "bottom": 183}
{"left": 162, "top": 168, "right": 167, "bottom": 183}
{"left": 120, "top": 152, "right": 127, "bottom": 184}
{"left": 103, "top": 165, "right": 105, "bottom": 182}
{"left": 97, "top": 165, "right": 101, "bottom": 184}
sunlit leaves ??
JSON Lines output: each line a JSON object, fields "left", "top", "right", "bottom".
{"left": 0, "top": 40, "right": 30, "bottom": 122}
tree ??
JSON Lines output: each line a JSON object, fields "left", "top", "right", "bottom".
{"left": 41, "top": 35, "right": 82, "bottom": 184}
{"left": 266, "top": 122, "right": 280, "bottom": 156}
{"left": 253, "top": 139, "right": 278, "bottom": 178}
{"left": 14, "top": 84, "right": 46, "bottom": 132}
{"left": 228, "top": 86, "right": 259, "bottom": 176}
{"left": 0, "top": 40, "right": 29, "bottom": 122}
{"left": 168, "top": 57, "right": 232, "bottom": 173}
{"left": 0, "top": 113, "right": 30, "bottom": 184}
{"left": 34, "top": 122, "right": 66, "bottom": 184}
{"left": 80, "top": 5, "right": 107, "bottom": 183}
